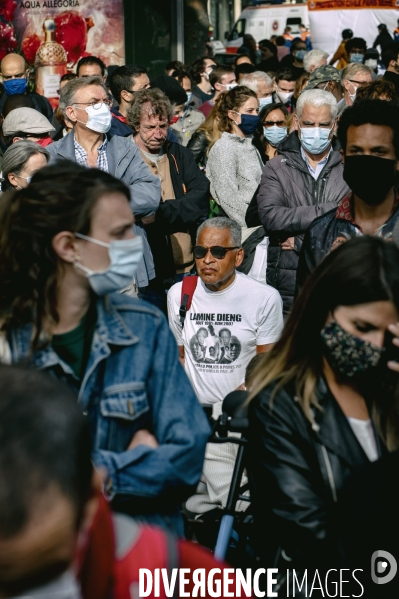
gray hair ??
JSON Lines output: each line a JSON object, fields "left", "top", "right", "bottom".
{"left": 127, "top": 88, "right": 174, "bottom": 131}
{"left": 296, "top": 89, "right": 338, "bottom": 121}
{"left": 341, "top": 63, "right": 373, "bottom": 85}
{"left": 196, "top": 217, "right": 242, "bottom": 247}
{"left": 59, "top": 76, "right": 108, "bottom": 118}
{"left": 2, "top": 140, "right": 49, "bottom": 184}
{"left": 240, "top": 71, "right": 273, "bottom": 94}
{"left": 303, "top": 49, "right": 329, "bottom": 73}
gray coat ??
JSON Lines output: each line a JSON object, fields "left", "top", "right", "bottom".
{"left": 47, "top": 132, "right": 161, "bottom": 287}
{"left": 257, "top": 131, "right": 350, "bottom": 313}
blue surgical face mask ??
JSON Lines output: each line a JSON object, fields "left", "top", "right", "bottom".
{"left": 185, "top": 91, "right": 193, "bottom": 104}
{"left": 295, "top": 50, "right": 307, "bottom": 61}
{"left": 233, "top": 111, "right": 260, "bottom": 135}
{"left": 74, "top": 233, "right": 143, "bottom": 295}
{"left": 264, "top": 124, "right": 288, "bottom": 147}
{"left": 300, "top": 126, "right": 332, "bottom": 154}
{"left": 350, "top": 53, "right": 364, "bottom": 63}
{"left": 3, "top": 77, "right": 28, "bottom": 96}
{"left": 259, "top": 95, "right": 273, "bottom": 109}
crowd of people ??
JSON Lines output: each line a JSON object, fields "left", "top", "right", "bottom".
{"left": 0, "top": 21, "right": 399, "bottom": 598}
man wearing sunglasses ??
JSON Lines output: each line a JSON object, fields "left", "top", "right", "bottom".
{"left": 167, "top": 217, "right": 283, "bottom": 514}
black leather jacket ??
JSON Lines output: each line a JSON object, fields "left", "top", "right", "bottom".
{"left": 247, "top": 377, "right": 386, "bottom": 572}
{"left": 187, "top": 129, "right": 209, "bottom": 167}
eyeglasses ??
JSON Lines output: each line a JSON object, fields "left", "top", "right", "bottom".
{"left": 72, "top": 99, "right": 113, "bottom": 109}
{"left": 348, "top": 80, "right": 367, "bottom": 86}
{"left": 193, "top": 246, "right": 240, "bottom": 259}
{"left": 263, "top": 120, "right": 286, "bottom": 128}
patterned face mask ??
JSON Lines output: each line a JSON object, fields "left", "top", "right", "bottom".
{"left": 320, "top": 321, "right": 384, "bottom": 378}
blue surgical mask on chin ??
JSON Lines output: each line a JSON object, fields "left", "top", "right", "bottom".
{"left": 259, "top": 96, "right": 273, "bottom": 109}
{"left": 74, "top": 233, "right": 143, "bottom": 295}
{"left": 185, "top": 91, "right": 193, "bottom": 104}
{"left": 264, "top": 124, "right": 288, "bottom": 147}
{"left": 300, "top": 126, "right": 332, "bottom": 154}
{"left": 295, "top": 50, "right": 306, "bottom": 61}
{"left": 3, "top": 77, "right": 28, "bottom": 96}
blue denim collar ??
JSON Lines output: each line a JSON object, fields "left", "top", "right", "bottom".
{"left": 10, "top": 295, "right": 139, "bottom": 374}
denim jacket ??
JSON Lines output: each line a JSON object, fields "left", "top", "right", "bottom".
{"left": 8, "top": 294, "right": 210, "bottom": 518}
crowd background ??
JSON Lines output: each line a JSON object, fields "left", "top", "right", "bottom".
{"left": 0, "top": 17, "right": 399, "bottom": 599}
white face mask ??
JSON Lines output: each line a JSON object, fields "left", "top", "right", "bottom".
{"left": 259, "top": 95, "right": 273, "bottom": 108}
{"left": 219, "top": 82, "right": 237, "bottom": 91}
{"left": 348, "top": 81, "right": 358, "bottom": 103}
{"left": 277, "top": 89, "right": 294, "bottom": 103}
{"left": 365, "top": 59, "right": 378, "bottom": 70}
{"left": 75, "top": 102, "right": 112, "bottom": 134}
{"left": 74, "top": 233, "right": 143, "bottom": 295}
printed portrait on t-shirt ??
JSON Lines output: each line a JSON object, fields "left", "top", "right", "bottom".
{"left": 189, "top": 324, "right": 242, "bottom": 365}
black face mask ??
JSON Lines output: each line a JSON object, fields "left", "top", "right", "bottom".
{"left": 343, "top": 155, "right": 397, "bottom": 205}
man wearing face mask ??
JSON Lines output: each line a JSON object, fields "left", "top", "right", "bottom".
{"left": 240, "top": 71, "right": 275, "bottom": 110}
{"left": 280, "top": 40, "right": 307, "bottom": 80}
{"left": 382, "top": 43, "right": 399, "bottom": 98}
{"left": 0, "top": 53, "right": 53, "bottom": 121}
{"left": 306, "top": 65, "right": 345, "bottom": 117}
{"left": 297, "top": 100, "right": 399, "bottom": 289}
{"left": 341, "top": 62, "right": 373, "bottom": 108}
{"left": 47, "top": 76, "right": 161, "bottom": 293}
{"left": 198, "top": 65, "right": 237, "bottom": 117}
{"left": 273, "top": 68, "right": 296, "bottom": 112}
{"left": 2, "top": 107, "right": 55, "bottom": 148}
{"left": 345, "top": 37, "right": 367, "bottom": 64}
{"left": 190, "top": 56, "right": 217, "bottom": 105}
{"left": 257, "top": 89, "right": 350, "bottom": 314}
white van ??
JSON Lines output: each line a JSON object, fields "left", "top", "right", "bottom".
{"left": 224, "top": 2, "right": 309, "bottom": 54}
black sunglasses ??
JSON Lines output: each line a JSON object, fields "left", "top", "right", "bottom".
{"left": 193, "top": 245, "right": 240, "bottom": 259}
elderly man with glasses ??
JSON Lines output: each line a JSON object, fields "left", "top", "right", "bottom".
{"left": 47, "top": 75, "right": 161, "bottom": 292}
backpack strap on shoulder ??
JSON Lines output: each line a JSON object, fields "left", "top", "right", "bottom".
{"left": 179, "top": 275, "right": 198, "bottom": 326}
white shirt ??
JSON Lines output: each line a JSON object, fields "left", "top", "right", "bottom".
{"left": 348, "top": 417, "right": 378, "bottom": 462}
{"left": 167, "top": 271, "right": 283, "bottom": 408}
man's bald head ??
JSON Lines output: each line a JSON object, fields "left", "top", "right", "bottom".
{"left": 1, "top": 54, "right": 27, "bottom": 79}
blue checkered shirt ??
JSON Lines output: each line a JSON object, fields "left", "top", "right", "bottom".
{"left": 74, "top": 136, "right": 109, "bottom": 172}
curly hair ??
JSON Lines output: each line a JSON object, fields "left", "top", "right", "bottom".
{"left": 355, "top": 77, "right": 397, "bottom": 103}
{"left": 127, "top": 87, "right": 174, "bottom": 131}
{"left": 0, "top": 162, "right": 130, "bottom": 348}
{"left": 208, "top": 85, "right": 258, "bottom": 151}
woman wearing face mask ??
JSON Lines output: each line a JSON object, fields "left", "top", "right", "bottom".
{"left": 1, "top": 140, "right": 49, "bottom": 191}
{"left": 253, "top": 102, "right": 289, "bottom": 163}
{"left": 247, "top": 236, "right": 399, "bottom": 583}
{"left": 0, "top": 161, "right": 210, "bottom": 535}
{"left": 206, "top": 86, "right": 263, "bottom": 229}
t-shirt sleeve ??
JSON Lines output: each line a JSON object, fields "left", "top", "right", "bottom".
{"left": 167, "top": 284, "right": 184, "bottom": 346}
{"left": 256, "top": 286, "right": 284, "bottom": 345}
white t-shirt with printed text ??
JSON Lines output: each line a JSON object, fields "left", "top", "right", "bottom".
{"left": 167, "top": 271, "right": 284, "bottom": 407}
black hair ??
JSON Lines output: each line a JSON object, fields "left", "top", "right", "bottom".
{"left": 2, "top": 94, "right": 33, "bottom": 118}
{"left": 346, "top": 37, "right": 367, "bottom": 54}
{"left": 190, "top": 57, "right": 216, "bottom": 84}
{"left": 60, "top": 73, "right": 77, "bottom": 83}
{"left": 165, "top": 60, "right": 186, "bottom": 73}
{"left": 275, "top": 67, "right": 296, "bottom": 83}
{"left": 171, "top": 68, "right": 192, "bottom": 85}
{"left": 77, "top": 55, "right": 106, "bottom": 77}
{"left": 381, "top": 42, "right": 399, "bottom": 69}
{"left": 109, "top": 64, "right": 148, "bottom": 103}
{"left": 253, "top": 102, "right": 289, "bottom": 163}
{"left": 235, "top": 63, "right": 256, "bottom": 79}
{"left": 342, "top": 29, "right": 353, "bottom": 40}
{"left": 209, "top": 65, "right": 235, "bottom": 87}
{"left": 0, "top": 365, "right": 92, "bottom": 538}
{"left": 259, "top": 39, "right": 277, "bottom": 56}
{"left": 291, "top": 39, "right": 307, "bottom": 54}
{"left": 337, "top": 99, "right": 399, "bottom": 159}
{"left": 275, "top": 36, "right": 286, "bottom": 46}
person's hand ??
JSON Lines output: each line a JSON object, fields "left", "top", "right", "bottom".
{"left": 387, "top": 323, "right": 399, "bottom": 372}
{"left": 128, "top": 429, "right": 158, "bottom": 450}
{"left": 279, "top": 237, "right": 295, "bottom": 250}
{"left": 141, "top": 213, "right": 156, "bottom": 225}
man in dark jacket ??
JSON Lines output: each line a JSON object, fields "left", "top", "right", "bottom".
{"left": 297, "top": 100, "right": 399, "bottom": 291}
{"left": 0, "top": 53, "right": 53, "bottom": 121}
{"left": 257, "top": 88, "right": 350, "bottom": 313}
{"left": 109, "top": 64, "right": 150, "bottom": 137}
{"left": 382, "top": 42, "right": 399, "bottom": 98}
{"left": 128, "top": 87, "right": 210, "bottom": 311}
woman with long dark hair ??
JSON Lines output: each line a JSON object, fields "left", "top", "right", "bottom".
{"left": 252, "top": 101, "right": 289, "bottom": 164}
{"left": 247, "top": 236, "right": 399, "bottom": 581}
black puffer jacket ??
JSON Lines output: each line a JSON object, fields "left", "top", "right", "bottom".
{"left": 256, "top": 132, "right": 350, "bottom": 314}
{"left": 248, "top": 377, "right": 386, "bottom": 576}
